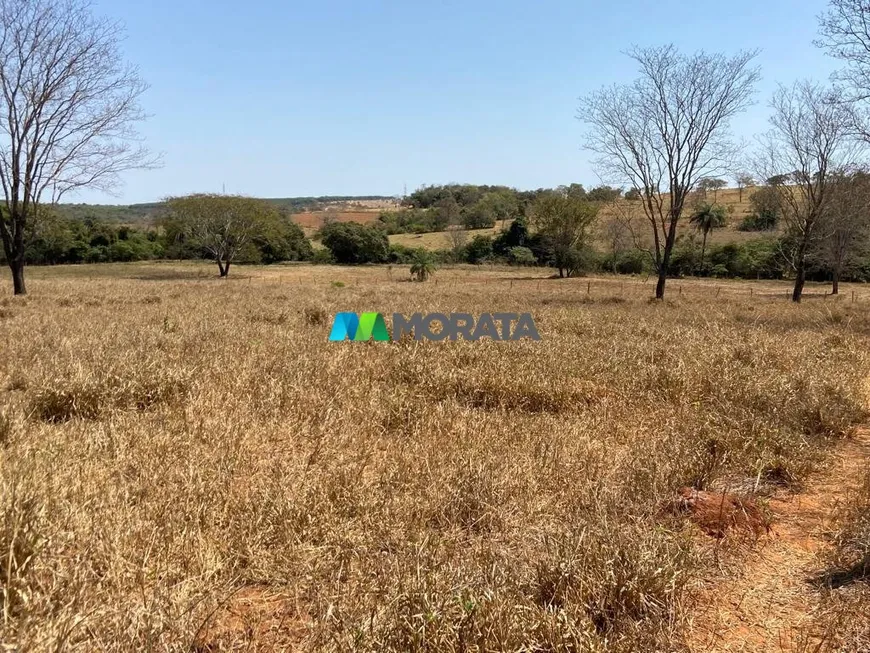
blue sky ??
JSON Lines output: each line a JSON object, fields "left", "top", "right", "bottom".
{"left": 81, "top": 0, "right": 840, "bottom": 204}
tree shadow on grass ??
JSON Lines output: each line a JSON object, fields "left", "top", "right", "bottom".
{"left": 810, "top": 559, "right": 869, "bottom": 589}
{"left": 127, "top": 268, "right": 258, "bottom": 282}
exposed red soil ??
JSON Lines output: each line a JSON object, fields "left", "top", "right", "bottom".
{"left": 673, "top": 487, "right": 770, "bottom": 539}
{"left": 192, "top": 585, "right": 310, "bottom": 652}
{"left": 291, "top": 210, "right": 381, "bottom": 228}
{"left": 686, "top": 426, "right": 870, "bottom": 652}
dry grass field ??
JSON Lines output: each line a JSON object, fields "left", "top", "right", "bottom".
{"left": 1, "top": 262, "right": 869, "bottom": 651}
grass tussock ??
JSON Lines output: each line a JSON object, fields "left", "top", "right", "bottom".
{"left": 30, "top": 371, "right": 190, "bottom": 422}
{"left": 0, "top": 263, "right": 868, "bottom": 651}
{"left": 808, "top": 466, "right": 870, "bottom": 652}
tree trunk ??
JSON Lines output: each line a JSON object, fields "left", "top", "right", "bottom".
{"left": 223, "top": 261, "right": 231, "bottom": 277}
{"left": 832, "top": 269, "right": 840, "bottom": 296}
{"left": 700, "top": 232, "right": 708, "bottom": 271}
{"left": 217, "top": 260, "right": 228, "bottom": 277}
{"left": 655, "top": 268, "right": 667, "bottom": 299}
{"left": 738, "top": 187, "right": 743, "bottom": 203}
{"left": 10, "top": 257, "right": 26, "bottom": 295}
{"left": 792, "top": 261, "right": 806, "bottom": 303}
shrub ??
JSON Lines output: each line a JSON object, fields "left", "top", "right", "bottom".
{"left": 310, "top": 248, "right": 334, "bottom": 264}
{"left": 461, "top": 203, "right": 496, "bottom": 229}
{"left": 319, "top": 222, "right": 389, "bottom": 264}
{"left": 388, "top": 244, "right": 421, "bottom": 264}
{"left": 463, "top": 235, "right": 493, "bottom": 264}
{"left": 507, "top": 246, "right": 536, "bottom": 266}
{"left": 739, "top": 186, "right": 781, "bottom": 231}
{"left": 602, "top": 249, "right": 650, "bottom": 275}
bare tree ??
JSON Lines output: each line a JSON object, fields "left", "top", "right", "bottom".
{"left": 734, "top": 173, "right": 756, "bottom": 202}
{"left": 600, "top": 214, "right": 633, "bottom": 273}
{"left": 0, "top": 0, "right": 154, "bottom": 294}
{"left": 811, "top": 168, "right": 870, "bottom": 294}
{"left": 817, "top": 0, "right": 870, "bottom": 139}
{"left": 580, "top": 45, "right": 759, "bottom": 299}
{"left": 758, "top": 82, "right": 861, "bottom": 302}
{"left": 446, "top": 224, "right": 468, "bottom": 260}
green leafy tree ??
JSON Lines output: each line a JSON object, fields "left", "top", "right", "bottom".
{"left": 740, "top": 185, "right": 782, "bottom": 231}
{"left": 698, "top": 178, "right": 728, "bottom": 202}
{"left": 464, "top": 235, "right": 493, "bottom": 264}
{"left": 165, "top": 194, "right": 279, "bottom": 277}
{"left": 493, "top": 215, "right": 529, "bottom": 255}
{"left": 434, "top": 197, "right": 461, "bottom": 230}
{"left": 530, "top": 194, "right": 598, "bottom": 277}
{"left": 735, "top": 173, "right": 755, "bottom": 202}
{"left": 557, "top": 183, "right": 587, "bottom": 200}
{"left": 252, "top": 210, "right": 313, "bottom": 263}
{"left": 462, "top": 202, "right": 496, "bottom": 229}
{"left": 318, "top": 222, "right": 389, "bottom": 264}
{"left": 586, "top": 185, "right": 623, "bottom": 203}
{"left": 689, "top": 203, "right": 728, "bottom": 264}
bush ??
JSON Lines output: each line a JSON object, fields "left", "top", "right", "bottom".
{"left": 493, "top": 216, "right": 530, "bottom": 255}
{"left": 378, "top": 208, "right": 444, "bottom": 235}
{"left": 462, "top": 204, "right": 496, "bottom": 230}
{"left": 507, "top": 246, "right": 536, "bottom": 266}
{"left": 464, "top": 235, "right": 493, "bottom": 264}
{"left": 602, "top": 249, "right": 650, "bottom": 275}
{"left": 739, "top": 186, "right": 781, "bottom": 231}
{"left": 319, "top": 222, "right": 389, "bottom": 264}
{"left": 388, "top": 244, "right": 421, "bottom": 264}
{"left": 738, "top": 211, "right": 778, "bottom": 231}
{"left": 253, "top": 217, "right": 313, "bottom": 263}
{"left": 310, "top": 248, "right": 335, "bottom": 264}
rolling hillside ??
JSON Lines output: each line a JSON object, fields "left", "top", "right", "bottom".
{"left": 53, "top": 195, "right": 398, "bottom": 225}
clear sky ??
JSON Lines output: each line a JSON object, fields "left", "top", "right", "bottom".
{"left": 80, "top": 0, "right": 841, "bottom": 204}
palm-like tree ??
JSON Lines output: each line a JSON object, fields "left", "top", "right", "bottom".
{"left": 689, "top": 203, "right": 728, "bottom": 265}
{"left": 410, "top": 250, "right": 436, "bottom": 282}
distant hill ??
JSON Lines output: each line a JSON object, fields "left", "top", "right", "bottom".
{"left": 52, "top": 195, "right": 398, "bottom": 225}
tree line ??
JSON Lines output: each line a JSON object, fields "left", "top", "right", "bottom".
{"left": 377, "top": 183, "right": 622, "bottom": 235}
{"left": 2, "top": 0, "right": 870, "bottom": 300}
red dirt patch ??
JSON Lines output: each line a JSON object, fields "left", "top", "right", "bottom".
{"left": 292, "top": 210, "right": 381, "bottom": 229}
{"left": 192, "top": 586, "right": 309, "bottom": 652}
{"left": 673, "top": 487, "right": 770, "bottom": 538}
{"left": 686, "top": 426, "right": 870, "bottom": 652}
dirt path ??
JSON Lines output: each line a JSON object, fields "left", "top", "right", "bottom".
{"left": 687, "top": 423, "right": 870, "bottom": 652}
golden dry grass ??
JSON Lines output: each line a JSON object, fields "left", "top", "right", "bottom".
{"left": 0, "top": 261, "right": 868, "bottom": 651}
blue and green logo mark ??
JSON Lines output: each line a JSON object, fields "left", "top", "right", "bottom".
{"left": 329, "top": 312, "right": 391, "bottom": 341}
{"left": 329, "top": 312, "right": 540, "bottom": 342}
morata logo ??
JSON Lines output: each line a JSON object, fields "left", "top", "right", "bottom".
{"left": 329, "top": 312, "right": 541, "bottom": 342}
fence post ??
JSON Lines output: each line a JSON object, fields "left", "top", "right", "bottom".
{"left": 679, "top": 285, "right": 682, "bottom": 296}
{"left": 587, "top": 280, "right": 591, "bottom": 294}
{"left": 510, "top": 279, "right": 513, "bottom": 289}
